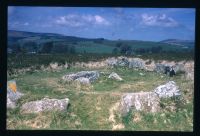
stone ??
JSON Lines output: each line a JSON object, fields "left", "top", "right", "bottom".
{"left": 153, "top": 81, "right": 181, "bottom": 98}
{"left": 75, "top": 77, "right": 90, "bottom": 85}
{"left": 145, "top": 60, "right": 156, "bottom": 72}
{"left": 128, "top": 58, "right": 145, "bottom": 69}
{"left": 21, "top": 98, "right": 69, "bottom": 114}
{"left": 62, "top": 71, "right": 100, "bottom": 84}
{"left": 173, "top": 64, "right": 185, "bottom": 73}
{"left": 119, "top": 92, "right": 160, "bottom": 116}
{"left": 7, "top": 97, "right": 16, "bottom": 109}
{"left": 139, "top": 73, "right": 145, "bottom": 76}
{"left": 106, "top": 58, "right": 118, "bottom": 67}
{"left": 7, "top": 80, "right": 24, "bottom": 109}
{"left": 155, "top": 63, "right": 186, "bottom": 76}
{"left": 117, "top": 57, "right": 129, "bottom": 67}
{"left": 108, "top": 72, "right": 123, "bottom": 81}
{"left": 49, "top": 62, "right": 59, "bottom": 70}
{"left": 155, "top": 64, "right": 168, "bottom": 73}
{"left": 64, "top": 62, "right": 68, "bottom": 69}
{"left": 185, "top": 72, "right": 194, "bottom": 81}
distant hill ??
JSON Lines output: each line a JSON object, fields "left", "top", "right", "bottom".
{"left": 8, "top": 30, "right": 99, "bottom": 43}
{"left": 8, "top": 30, "right": 64, "bottom": 37}
{"left": 7, "top": 30, "right": 194, "bottom": 54}
{"left": 160, "top": 39, "right": 194, "bottom": 48}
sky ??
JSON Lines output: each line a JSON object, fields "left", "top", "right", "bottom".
{"left": 8, "top": 7, "right": 195, "bottom": 41}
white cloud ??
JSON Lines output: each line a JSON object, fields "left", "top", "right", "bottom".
{"left": 94, "top": 15, "right": 110, "bottom": 25}
{"left": 141, "top": 13, "right": 178, "bottom": 27}
{"left": 55, "top": 15, "right": 84, "bottom": 27}
{"left": 55, "top": 14, "right": 110, "bottom": 27}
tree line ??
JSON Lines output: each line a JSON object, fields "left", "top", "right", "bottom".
{"left": 112, "top": 42, "right": 163, "bottom": 55}
{"left": 9, "top": 41, "right": 77, "bottom": 54}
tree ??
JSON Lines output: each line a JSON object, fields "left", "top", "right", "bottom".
{"left": 93, "top": 38, "right": 104, "bottom": 44}
{"left": 120, "top": 45, "right": 131, "bottom": 54}
{"left": 52, "top": 44, "right": 68, "bottom": 53}
{"left": 12, "top": 43, "right": 21, "bottom": 53}
{"left": 70, "top": 46, "right": 76, "bottom": 54}
{"left": 151, "top": 46, "right": 162, "bottom": 53}
{"left": 112, "top": 48, "right": 119, "bottom": 54}
{"left": 23, "top": 41, "right": 38, "bottom": 52}
{"left": 116, "top": 42, "right": 122, "bottom": 48}
{"left": 40, "top": 42, "right": 53, "bottom": 54}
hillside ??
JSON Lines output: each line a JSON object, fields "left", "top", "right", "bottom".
{"left": 8, "top": 30, "right": 194, "bottom": 54}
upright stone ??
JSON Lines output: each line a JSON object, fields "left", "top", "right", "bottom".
{"left": 7, "top": 80, "right": 24, "bottom": 109}
{"left": 119, "top": 92, "right": 160, "bottom": 116}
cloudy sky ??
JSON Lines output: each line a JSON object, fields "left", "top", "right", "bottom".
{"left": 8, "top": 7, "right": 195, "bottom": 41}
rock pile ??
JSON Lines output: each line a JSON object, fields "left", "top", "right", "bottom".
{"left": 62, "top": 71, "right": 100, "bottom": 84}
{"left": 21, "top": 98, "right": 69, "bottom": 114}
{"left": 7, "top": 80, "right": 24, "bottom": 109}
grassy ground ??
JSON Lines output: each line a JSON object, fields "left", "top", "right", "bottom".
{"left": 7, "top": 67, "right": 193, "bottom": 131}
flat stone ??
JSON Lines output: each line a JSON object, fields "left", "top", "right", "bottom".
{"left": 62, "top": 71, "right": 100, "bottom": 84}
{"left": 21, "top": 98, "right": 69, "bottom": 114}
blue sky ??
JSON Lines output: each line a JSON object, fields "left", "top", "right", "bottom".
{"left": 8, "top": 7, "right": 195, "bottom": 41}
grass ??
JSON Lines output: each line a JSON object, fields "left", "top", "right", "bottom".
{"left": 7, "top": 62, "right": 194, "bottom": 131}
{"left": 119, "top": 102, "right": 193, "bottom": 131}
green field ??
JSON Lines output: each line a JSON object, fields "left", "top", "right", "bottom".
{"left": 7, "top": 66, "right": 193, "bottom": 130}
